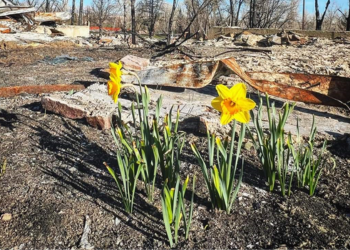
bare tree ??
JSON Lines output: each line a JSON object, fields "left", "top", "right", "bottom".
{"left": 338, "top": 0, "right": 350, "bottom": 31}
{"left": 123, "top": 0, "right": 127, "bottom": 40}
{"left": 131, "top": 0, "right": 136, "bottom": 44}
{"left": 139, "top": 0, "right": 163, "bottom": 38}
{"left": 167, "top": 0, "right": 177, "bottom": 44}
{"left": 229, "top": 0, "right": 235, "bottom": 26}
{"left": 71, "top": 0, "right": 76, "bottom": 24}
{"left": 246, "top": 0, "right": 298, "bottom": 28}
{"left": 234, "top": 0, "right": 243, "bottom": 26}
{"left": 78, "top": 0, "right": 83, "bottom": 25}
{"left": 91, "top": 0, "right": 115, "bottom": 37}
{"left": 45, "top": 0, "right": 49, "bottom": 11}
{"left": 315, "top": 0, "right": 330, "bottom": 30}
{"left": 302, "top": 0, "right": 305, "bottom": 29}
{"left": 249, "top": 0, "right": 256, "bottom": 27}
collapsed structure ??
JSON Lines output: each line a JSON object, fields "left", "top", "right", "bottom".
{"left": 0, "top": 0, "right": 90, "bottom": 38}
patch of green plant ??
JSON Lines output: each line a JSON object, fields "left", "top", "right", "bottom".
{"left": 248, "top": 94, "right": 295, "bottom": 196}
{"left": 191, "top": 121, "right": 244, "bottom": 213}
{"left": 161, "top": 175, "right": 195, "bottom": 248}
{"left": 288, "top": 117, "right": 335, "bottom": 196}
{"left": 109, "top": 78, "right": 185, "bottom": 204}
{"left": 0, "top": 158, "right": 6, "bottom": 178}
{"left": 153, "top": 106, "right": 186, "bottom": 186}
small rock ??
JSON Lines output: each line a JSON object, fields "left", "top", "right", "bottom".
{"left": 1, "top": 213, "right": 12, "bottom": 221}
{"left": 115, "top": 217, "right": 121, "bottom": 226}
{"left": 68, "top": 167, "right": 77, "bottom": 173}
{"left": 242, "top": 192, "right": 253, "bottom": 199}
{"left": 243, "top": 141, "right": 254, "bottom": 151}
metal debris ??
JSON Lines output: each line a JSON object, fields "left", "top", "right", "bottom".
{"left": 0, "top": 84, "right": 86, "bottom": 98}
{"left": 113, "top": 56, "right": 350, "bottom": 108}
{"left": 221, "top": 58, "right": 350, "bottom": 109}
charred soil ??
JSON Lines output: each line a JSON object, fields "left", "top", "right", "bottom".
{"left": 0, "top": 44, "right": 350, "bottom": 249}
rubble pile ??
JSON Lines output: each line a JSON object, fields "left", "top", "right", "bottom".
{"left": 0, "top": 0, "right": 93, "bottom": 47}
{"left": 200, "top": 30, "right": 311, "bottom": 48}
{"left": 234, "top": 40, "right": 350, "bottom": 77}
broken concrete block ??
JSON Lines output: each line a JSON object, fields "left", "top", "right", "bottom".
{"left": 41, "top": 84, "right": 118, "bottom": 129}
{"left": 40, "top": 83, "right": 221, "bottom": 132}
{"left": 120, "top": 55, "right": 150, "bottom": 71}
{"left": 54, "top": 25, "right": 90, "bottom": 38}
{"left": 33, "top": 26, "right": 52, "bottom": 35}
{"left": 268, "top": 35, "right": 282, "bottom": 45}
{"left": 41, "top": 95, "right": 87, "bottom": 119}
{"left": 235, "top": 31, "right": 265, "bottom": 46}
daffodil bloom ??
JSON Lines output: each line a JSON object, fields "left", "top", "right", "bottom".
{"left": 110, "top": 61, "right": 122, "bottom": 78}
{"left": 211, "top": 83, "right": 256, "bottom": 125}
{"left": 108, "top": 62, "right": 123, "bottom": 103}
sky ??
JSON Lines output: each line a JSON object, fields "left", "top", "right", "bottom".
{"left": 301, "top": 0, "right": 349, "bottom": 14}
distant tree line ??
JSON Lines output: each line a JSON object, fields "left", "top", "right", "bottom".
{"left": 17, "top": 0, "right": 350, "bottom": 43}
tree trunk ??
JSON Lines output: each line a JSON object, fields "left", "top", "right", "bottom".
{"left": 229, "top": 0, "right": 234, "bottom": 26}
{"left": 347, "top": 1, "right": 350, "bottom": 31}
{"left": 167, "top": 0, "right": 177, "bottom": 45}
{"left": 302, "top": 0, "right": 305, "bottom": 29}
{"left": 78, "top": 0, "right": 84, "bottom": 25}
{"left": 249, "top": 0, "right": 256, "bottom": 28}
{"left": 148, "top": 0, "right": 154, "bottom": 39}
{"left": 71, "top": 0, "right": 76, "bottom": 25}
{"left": 315, "top": 0, "right": 330, "bottom": 30}
{"left": 45, "top": 0, "right": 49, "bottom": 12}
{"left": 235, "top": 0, "right": 243, "bottom": 26}
{"left": 131, "top": 0, "right": 136, "bottom": 44}
{"left": 123, "top": 1, "right": 126, "bottom": 41}
{"left": 99, "top": 16, "right": 102, "bottom": 37}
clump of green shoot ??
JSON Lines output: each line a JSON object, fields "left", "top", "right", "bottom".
{"left": 108, "top": 69, "right": 185, "bottom": 205}
{"left": 248, "top": 94, "right": 295, "bottom": 196}
{"left": 288, "top": 116, "right": 335, "bottom": 196}
{"left": 161, "top": 175, "right": 195, "bottom": 248}
{"left": 191, "top": 121, "right": 244, "bottom": 213}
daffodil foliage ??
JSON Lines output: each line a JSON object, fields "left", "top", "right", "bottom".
{"left": 191, "top": 121, "right": 245, "bottom": 213}
{"left": 161, "top": 175, "right": 195, "bottom": 248}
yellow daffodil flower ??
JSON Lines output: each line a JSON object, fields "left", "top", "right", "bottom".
{"left": 110, "top": 61, "right": 122, "bottom": 78}
{"left": 211, "top": 83, "right": 256, "bottom": 125}
{"left": 108, "top": 61, "right": 123, "bottom": 103}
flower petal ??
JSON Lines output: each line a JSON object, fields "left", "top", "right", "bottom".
{"left": 233, "top": 111, "right": 250, "bottom": 123}
{"left": 229, "top": 83, "right": 247, "bottom": 101}
{"left": 110, "top": 73, "right": 121, "bottom": 85}
{"left": 237, "top": 98, "right": 256, "bottom": 111}
{"left": 110, "top": 70, "right": 121, "bottom": 80}
{"left": 107, "top": 80, "right": 115, "bottom": 95}
{"left": 110, "top": 61, "right": 122, "bottom": 70}
{"left": 211, "top": 96, "right": 223, "bottom": 112}
{"left": 220, "top": 113, "right": 234, "bottom": 125}
{"left": 216, "top": 85, "right": 231, "bottom": 99}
